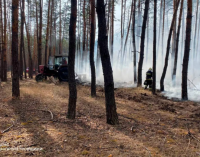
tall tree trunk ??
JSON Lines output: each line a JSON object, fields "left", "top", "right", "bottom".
{"left": 12, "top": 0, "right": 20, "bottom": 98}
{"left": 90, "top": 0, "right": 96, "bottom": 97}
{"left": 83, "top": 0, "right": 86, "bottom": 51}
{"left": 121, "top": 0, "right": 123, "bottom": 38}
{"left": 53, "top": 9, "right": 56, "bottom": 56}
{"left": 2, "top": 0, "right": 7, "bottom": 81}
{"left": 0, "top": 0, "right": 3, "bottom": 81}
{"left": 157, "top": 0, "right": 163, "bottom": 53}
{"left": 124, "top": 0, "right": 133, "bottom": 53}
{"left": 44, "top": 0, "right": 51, "bottom": 66}
{"left": 137, "top": 0, "right": 150, "bottom": 87}
{"left": 35, "top": 0, "right": 39, "bottom": 69}
{"left": 110, "top": 0, "right": 114, "bottom": 61}
{"left": 20, "top": 0, "right": 24, "bottom": 80}
{"left": 171, "top": 0, "right": 177, "bottom": 71}
{"left": 161, "top": 0, "right": 165, "bottom": 64}
{"left": 172, "top": 0, "right": 184, "bottom": 80}
{"left": 193, "top": 0, "right": 199, "bottom": 59}
{"left": 160, "top": 0, "right": 180, "bottom": 91}
{"left": 49, "top": 0, "right": 54, "bottom": 57}
{"left": 59, "top": 0, "right": 62, "bottom": 55}
{"left": 182, "top": 0, "right": 192, "bottom": 100}
{"left": 38, "top": 0, "right": 42, "bottom": 67}
{"left": 152, "top": 0, "right": 157, "bottom": 94}
{"left": 0, "top": 0, "right": 2, "bottom": 84}
{"left": 25, "top": 20, "right": 33, "bottom": 79}
{"left": 132, "top": 0, "right": 137, "bottom": 83}
{"left": 67, "top": 0, "right": 77, "bottom": 119}
{"left": 96, "top": 0, "right": 119, "bottom": 125}
{"left": 23, "top": 32, "right": 27, "bottom": 79}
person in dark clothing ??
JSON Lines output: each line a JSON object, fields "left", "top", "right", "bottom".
{"left": 144, "top": 68, "right": 153, "bottom": 89}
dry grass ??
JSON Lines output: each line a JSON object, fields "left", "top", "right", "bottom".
{"left": 0, "top": 76, "right": 200, "bottom": 156}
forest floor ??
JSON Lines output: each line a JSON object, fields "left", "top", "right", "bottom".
{"left": 1, "top": 76, "right": 200, "bottom": 157}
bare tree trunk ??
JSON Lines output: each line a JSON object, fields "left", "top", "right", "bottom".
{"left": 12, "top": 0, "right": 20, "bottom": 98}
{"left": 67, "top": 0, "right": 77, "bottom": 119}
{"left": 124, "top": 0, "right": 133, "bottom": 52}
{"left": 152, "top": 0, "right": 157, "bottom": 94}
{"left": 83, "top": 0, "right": 86, "bottom": 51}
{"left": 48, "top": 0, "right": 53, "bottom": 57}
{"left": 121, "top": 0, "right": 123, "bottom": 38}
{"left": 53, "top": 10, "right": 56, "bottom": 56}
{"left": 90, "top": 0, "right": 96, "bottom": 97}
{"left": 110, "top": 0, "right": 114, "bottom": 61}
{"left": 38, "top": 0, "right": 42, "bottom": 67}
{"left": 24, "top": 9, "right": 33, "bottom": 79}
{"left": 59, "top": 0, "right": 62, "bottom": 55}
{"left": 44, "top": 0, "right": 51, "bottom": 66}
{"left": 193, "top": 0, "right": 199, "bottom": 58}
{"left": 161, "top": 0, "right": 165, "bottom": 64}
{"left": 0, "top": 0, "right": 2, "bottom": 84}
{"left": 137, "top": 0, "right": 150, "bottom": 87}
{"left": 0, "top": 0, "right": 3, "bottom": 81}
{"left": 20, "top": 0, "right": 24, "bottom": 80}
{"left": 2, "top": 0, "right": 7, "bottom": 81}
{"left": 171, "top": 0, "right": 177, "bottom": 71}
{"left": 182, "top": 0, "right": 192, "bottom": 100}
{"left": 132, "top": 0, "right": 137, "bottom": 83}
{"left": 96, "top": 0, "right": 119, "bottom": 125}
{"left": 23, "top": 32, "right": 27, "bottom": 79}
{"left": 35, "top": 0, "right": 39, "bottom": 69}
{"left": 172, "top": 0, "right": 184, "bottom": 80}
{"left": 160, "top": 0, "right": 180, "bottom": 91}
{"left": 157, "top": 0, "right": 163, "bottom": 53}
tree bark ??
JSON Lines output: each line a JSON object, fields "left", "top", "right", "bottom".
{"left": 38, "top": 0, "right": 42, "bottom": 67}
{"left": 110, "top": 0, "right": 114, "bottom": 61}
{"left": 59, "top": 0, "right": 62, "bottom": 55}
{"left": 83, "top": 0, "right": 86, "bottom": 51}
{"left": 25, "top": 19, "right": 33, "bottom": 78}
{"left": 132, "top": 0, "right": 137, "bottom": 83}
{"left": 160, "top": 0, "right": 180, "bottom": 91}
{"left": 44, "top": 0, "right": 51, "bottom": 66}
{"left": 161, "top": 0, "right": 165, "bottom": 64}
{"left": 124, "top": 0, "right": 133, "bottom": 53}
{"left": 172, "top": 0, "right": 184, "bottom": 79}
{"left": 20, "top": 0, "right": 24, "bottom": 80}
{"left": 152, "top": 0, "right": 157, "bottom": 94}
{"left": 182, "top": 0, "right": 192, "bottom": 100}
{"left": 137, "top": 0, "right": 150, "bottom": 87}
{"left": 67, "top": 0, "right": 77, "bottom": 119}
{"left": 96, "top": 0, "right": 119, "bottom": 125}
{"left": 0, "top": 0, "right": 3, "bottom": 81}
{"left": 2, "top": 0, "right": 7, "bottom": 81}
{"left": 12, "top": 0, "right": 20, "bottom": 98}
{"left": 90, "top": 0, "right": 96, "bottom": 97}
{"left": 193, "top": 0, "right": 199, "bottom": 58}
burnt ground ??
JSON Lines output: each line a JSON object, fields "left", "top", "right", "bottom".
{"left": 0, "top": 77, "right": 200, "bottom": 157}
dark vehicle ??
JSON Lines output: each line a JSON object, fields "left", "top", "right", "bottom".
{"left": 35, "top": 54, "right": 78, "bottom": 82}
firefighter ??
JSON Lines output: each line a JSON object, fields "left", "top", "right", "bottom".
{"left": 144, "top": 68, "right": 153, "bottom": 89}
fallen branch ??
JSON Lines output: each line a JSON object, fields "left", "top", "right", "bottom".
{"left": 143, "top": 146, "right": 151, "bottom": 157}
{"left": 83, "top": 144, "right": 118, "bottom": 150}
{"left": 191, "top": 135, "right": 200, "bottom": 143}
{"left": 1, "top": 120, "right": 14, "bottom": 134}
{"left": 118, "top": 114, "right": 138, "bottom": 123}
{"left": 27, "top": 109, "right": 54, "bottom": 121}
